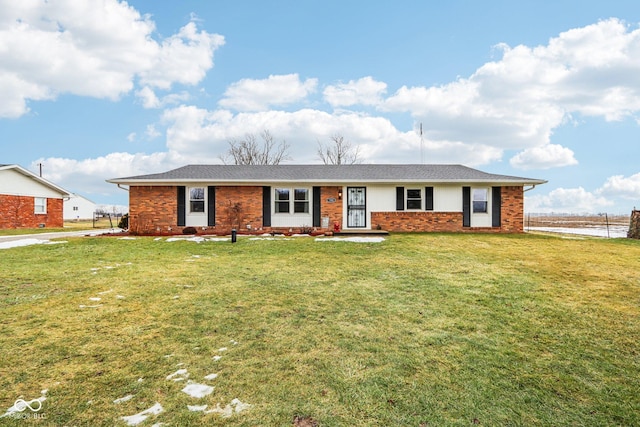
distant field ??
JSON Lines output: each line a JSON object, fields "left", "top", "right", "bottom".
{"left": 1, "top": 233, "right": 639, "bottom": 425}
{"left": 525, "top": 214, "right": 631, "bottom": 238}
{"left": 525, "top": 214, "right": 630, "bottom": 228}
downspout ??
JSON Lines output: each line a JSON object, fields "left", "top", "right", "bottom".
{"left": 524, "top": 184, "right": 537, "bottom": 192}
{"left": 117, "top": 184, "right": 129, "bottom": 192}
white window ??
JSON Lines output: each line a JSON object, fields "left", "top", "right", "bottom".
{"left": 35, "top": 197, "right": 47, "bottom": 214}
{"left": 472, "top": 189, "right": 488, "bottom": 213}
{"left": 189, "top": 187, "right": 205, "bottom": 213}
{"left": 275, "top": 188, "right": 290, "bottom": 213}
{"left": 406, "top": 189, "right": 422, "bottom": 210}
{"left": 294, "top": 189, "right": 309, "bottom": 213}
{"left": 275, "top": 188, "right": 309, "bottom": 214}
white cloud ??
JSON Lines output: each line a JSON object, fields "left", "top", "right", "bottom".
{"left": 138, "top": 22, "right": 225, "bottom": 90}
{"left": 0, "top": 0, "right": 224, "bottom": 118}
{"left": 323, "top": 76, "right": 387, "bottom": 107}
{"left": 136, "top": 87, "right": 161, "bottom": 109}
{"left": 31, "top": 151, "right": 182, "bottom": 198}
{"left": 136, "top": 86, "right": 191, "bottom": 109}
{"left": 599, "top": 173, "right": 640, "bottom": 200}
{"left": 146, "top": 125, "right": 161, "bottom": 140}
{"left": 526, "top": 187, "right": 613, "bottom": 214}
{"left": 382, "top": 18, "right": 640, "bottom": 170}
{"left": 219, "top": 74, "right": 318, "bottom": 111}
{"left": 510, "top": 144, "right": 578, "bottom": 170}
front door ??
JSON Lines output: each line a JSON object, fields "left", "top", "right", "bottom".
{"left": 347, "top": 187, "right": 366, "bottom": 228}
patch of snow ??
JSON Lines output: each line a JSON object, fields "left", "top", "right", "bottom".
{"left": 315, "top": 236, "right": 385, "bottom": 243}
{"left": 154, "top": 237, "right": 163, "bottom": 241}
{"left": 97, "top": 289, "right": 113, "bottom": 295}
{"left": 204, "top": 373, "right": 218, "bottom": 381}
{"left": 230, "top": 339, "right": 238, "bottom": 345}
{"left": 121, "top": 402, "right": 163, "bottom": 426}
{"left": 188, "top": 404, "right": 208, "bottom": 412}
{"left": 79, "top": 304, "right": 102, "bottom": 308}
{"left": 118, "top": 237, "right": 137, "bottom": 240}
{"left": 166, "top": 236, "right": 205, "bottom": 243}
{"left": 205, "top": 399, "right": 251, "bottom": 418}
{"left": 137, "top": 378, "right": 144, "bottom": 383}
{"left": 231, "top": 398, "right": 252, "bottom": 414}
{"left": 212, "top": 355, "right": 222, "bottom": 362}
{"left": 217, "top": 347, "right": 228, "bottom": 352}
{"left": 206, "top": 403, "right": 233, "bottom": 417}
{"left": 166, "top": 368, "right": 188, "bottom": 381}
{"left": 182, "top": 382, "right": 214, "bottom": 398}
{"left": 116, "top": 295, "right": 126, "bottom": 299}
{"left": 0, "top": 239, "right": 67, "bottom": 250}
{"left": 89, "top": 297, "right": 101, "bottom": 301}
{"left": 113, "top": 394, "right": 134, "bottom": 404}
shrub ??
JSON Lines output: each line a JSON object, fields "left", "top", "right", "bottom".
{"left": 182, "top": 226, "right": 197, "bottom": 235}
{"left": 118, "top": 214, "right": 129, "bottom": 229}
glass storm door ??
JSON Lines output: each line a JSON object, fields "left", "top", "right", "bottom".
{"left": 347, "top": 187, "right": 366, "bottom": 228}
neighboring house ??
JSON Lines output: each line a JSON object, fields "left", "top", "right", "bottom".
{"left": 64, "top": 194, "right": 97, "bottom": 221}
{"left": 107, "top": 164, "right": 546, "bottom": 235}
{"left": 0, "top": 164, "right": 72, "bottom": 229}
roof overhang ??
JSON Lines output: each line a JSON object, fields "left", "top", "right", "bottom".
{"left": 1, "top": 164, "right": 73, "bottom": 197}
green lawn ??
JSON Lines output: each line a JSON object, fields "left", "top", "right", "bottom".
{"left": 1, "top": 233, "right": 639, "bottom": 426}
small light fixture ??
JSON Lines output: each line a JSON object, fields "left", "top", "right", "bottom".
{"left": 338, "top": 188, "right": 342, "bottom": 200}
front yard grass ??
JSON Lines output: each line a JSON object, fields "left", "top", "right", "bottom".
{"left": 0, "top": 233, "right": 639, "bottom": 426}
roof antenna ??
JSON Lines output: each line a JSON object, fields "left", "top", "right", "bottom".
{"left": 419, "top": 123, "right": 424, "bottom": 164}
{"left": 38, "top": 163, "right": 43, "bottom": 177}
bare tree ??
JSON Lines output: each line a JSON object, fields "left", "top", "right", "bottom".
{"left": 222, "top": 130, "right": 290, "bottom": 165}
{"left": 317, "top": 134, "right": 361, "bottom": 165}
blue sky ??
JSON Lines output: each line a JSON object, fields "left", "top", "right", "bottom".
{"left": 1, "top": 0, "right": 639, "bottom": 214}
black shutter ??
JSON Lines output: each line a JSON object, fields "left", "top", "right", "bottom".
{"left": 207, "top": 186, "right": 216, "bottom": 226}
{"left": 462, "top": 186, "right": 471, "bottom": 227}
{"left": 396, "top": 187, "right": 405, "bottom": 211}
{"left": 425, "top": 186, "right": 434, "bottom": 211}
{"left": 262, "top": 186, "right": 271, "bottom": 227}
{"left": 177, "top": 186, "right": 186, "bottom": 226}
{"left": 312, "top": 186, "right": 321, "bottom": 227}
{"left": 492, "top": 186, "right": 501, "bottom": 227}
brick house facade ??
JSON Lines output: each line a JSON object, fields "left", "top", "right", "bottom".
{"left": 109, "top": 165, "right": 545, "bottom": 235}
{"left": 0, "top": 164, "right": 71, "bottom": 229}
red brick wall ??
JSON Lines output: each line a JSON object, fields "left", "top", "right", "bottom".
{"left": 371, "top": 211, "right": 464, "bottom": 232}
{"left": 129, "top": 186, "right": 178, "bottom": 234}
{"left": 500, "top": 186, "right": 524, "bottom": 233}
{"left": 371, "top": 186, "right": 525, "bottom": 233}
{"left": 215, "top": 186, "right": 263, "bottom": 233}
{"left": 0, "top": 195, "right": 63, "bottom": 229}
{"left": 320, "top": 186, "right": 343, "bottom": 230}
{"left": 127, "top": 184, "right": 525, "bottom": 235}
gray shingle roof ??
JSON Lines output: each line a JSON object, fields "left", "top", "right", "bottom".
{"left": 108, "top": 164, "right": 546, "bottom": 185}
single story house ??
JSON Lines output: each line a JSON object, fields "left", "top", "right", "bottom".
{"left": 0, "top": 164, "right": 72, "bottom": 229}
{"left": 63, "top": 193, "right": 97, "bottom": 221}
{"left": 107, "top": 164, "right": 546, "bottom": 235}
